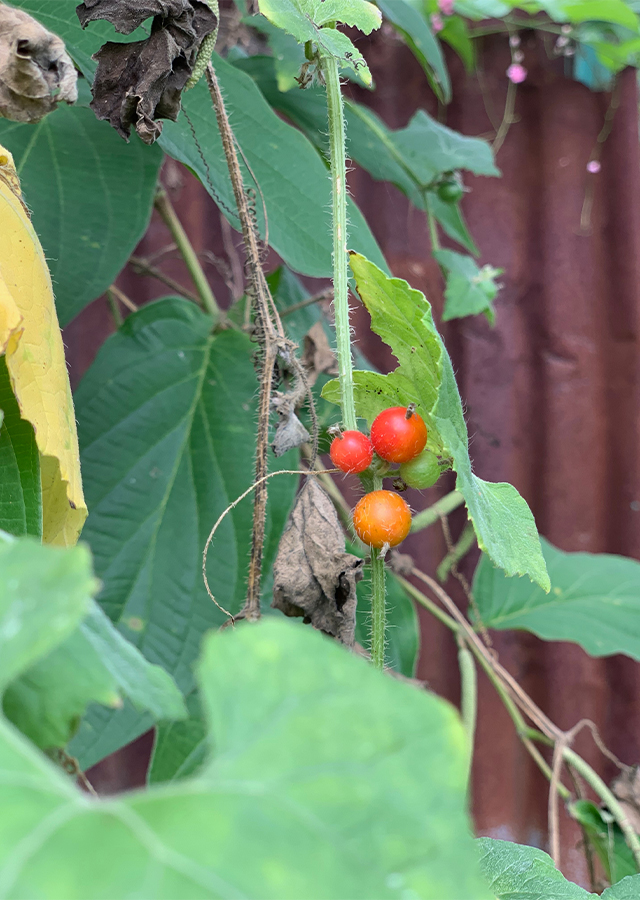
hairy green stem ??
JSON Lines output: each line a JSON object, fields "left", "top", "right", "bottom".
{"left": 458, "top": 642, "right": 477, "bottom": 781}
{"left": 437, "top": 521, "right": 476, "bottom": 582}
{"left": 427, "top": 203, "right": 441, "bottom": 253}
{"left": 410, "top": 490, "right": 465, "bottom": 532}
{"left": 369, "top": 472, "right": 386, "bottom": 669}
{"left": 321, "top": 53, "right": 356, "bottom": 431}
{"left": 154, "top": 188, "right": 220, "bottom": 324}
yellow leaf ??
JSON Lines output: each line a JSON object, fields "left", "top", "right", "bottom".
{"left": 0, "top": 145, "right": 86, "bottom": 545}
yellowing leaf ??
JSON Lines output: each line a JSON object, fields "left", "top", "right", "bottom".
{"left": 0, "top": 145, "right": 86, "bottom": 545}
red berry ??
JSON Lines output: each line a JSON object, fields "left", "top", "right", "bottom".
{"left": 353, "top": 490, "right": 412, "bottom": 549}
{"left": 329, "top": 430, "right": 374, "bottom": 474}
{"left": 370, "top": 406, "right": 428, "bottom": 464}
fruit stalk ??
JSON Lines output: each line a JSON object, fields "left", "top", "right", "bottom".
{"left": 320, "top": 52, "right": 357, "bottom": 431}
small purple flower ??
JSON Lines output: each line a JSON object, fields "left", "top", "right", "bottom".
{"left": 438, "top": 0, "right": 455, "bottom": 15}
{"left": 431, "top": 13, "right": 444, "bottom": 33}
{"left": 509, "top": 34, "right": 521, "bottom": 48}
{"left": 507, "top": 63, "right": 527, "bottom": 84}
{"left": 587, "top": 160, "right": 601, "bottom": 174}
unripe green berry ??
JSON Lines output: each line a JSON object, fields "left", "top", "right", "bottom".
{"left": 399, "top": 449, "right": 441, "bottom": 489}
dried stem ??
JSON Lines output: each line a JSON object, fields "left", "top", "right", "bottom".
{"left": 129, "top": 254, "right": 200, "bottom": 304}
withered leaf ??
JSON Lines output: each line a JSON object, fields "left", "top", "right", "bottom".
{"left": 612, "top": 766, "right": 640, "bottom": 833}
{"left": 76, "top": 0, "right": 218, "bottom": 144}
{"left": 272, "top": 478, "right": 363, "bottom": 645}
{"left": 302, "top": 321, "right": 337, "bottom": 388}
{"left": 0, "top": 6, "right": 77, "bottom": 123}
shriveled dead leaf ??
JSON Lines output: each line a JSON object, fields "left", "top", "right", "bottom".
{"left": 77, "top": 0, "right": 218, "bottom": 143}
{"left": 272, "top": 478, "right": 363, "bottom": 645}
{"left": 302, "top": 321, "right": 337, "bottom": 388}
{"left": 0, "top": 146, "right": 86, "bottom": 545}
{"left": 0, "top": 6, "right": 77, "bottom": 123}
{"left": 612, "top": 766, "right": 640, "bottom": 833}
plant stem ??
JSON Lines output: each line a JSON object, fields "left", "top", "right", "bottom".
{"left": 369, "top": 472, "right": 386, "bottom": 669}
{"left": 427, "top": 204, "right": 441, "bottom": 252}
{"left": 106, "top": 289, "right": 123, "bottom": 328}
{"left": 154, "top": 187, "right": 220, "bottom": 324}
{"left": 410, "top": 490, "right": 465, "bottom": 532}
{"left": 437, "top": 521, "right": 476, "bottom": 582}
{"left": 320, "top": 53, "right": 356, "bottom": 431}
{"left": 370, "top": 547, "right": 386, "bottom": 669}
{"left": 458, "top": 642, "right": 477, "bottom": 781}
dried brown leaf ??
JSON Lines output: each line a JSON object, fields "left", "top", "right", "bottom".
{"left": 76, "top": 0, "right": 217, "bottom": 143}
{"left": 302, "top": 321, "right": 337, "bottom": 388}
{"left": 272, "top": 478, "right": 363, "bottom": 645}
{"left": 0, "top": 6, "right": 77, "bottom": 123}
{"left": 612, "top": 767, "right": 640, "bottom": 834}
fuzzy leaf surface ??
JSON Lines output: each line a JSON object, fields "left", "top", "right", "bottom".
{"left": 0, "top": 356, "right": 41, "bottom": 537}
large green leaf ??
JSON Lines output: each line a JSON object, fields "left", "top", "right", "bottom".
{"left": 473, "top": 537, "right": 640, "bottom": 659}
{"left": 69, "top": 297, "right": 298, "bottom": 769}
{"left": 159, "top": 53, "right": 387, "bottom": 281}
{"left": 0, "top": 356, "right": 41, "bottom": 537}
{"left": 0, "top": 619, "right": 490, "bottom": 899}
{"left": 0, "top": 536, "right": 97, "bottom": 688}
{"left": 258, "top": 0, "right": 381, "bottom": 84}
{"left": 4, "top": 601, "right": 186, "bottom": 750}
{"left": 322, "top": 255, "right": 548, "bottom": 589}
{"left": 377, "top": 0, "right": 451, "bottom": 102}
{"left": 603, "top": 875, "right": 640, "bottom": 899}
{"left": 0, "top": 101, "right": 162, "bottom": 326}
{"left": 477, "top": 838, "right": 593, "bottom": 899}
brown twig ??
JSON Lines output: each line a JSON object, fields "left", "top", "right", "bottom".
{"left": 107, "top": 283, "right": 138, "bottom": 313}
{"left": 129, "top": 255, "right": 200, "bottom": 304}
{"left": 205, "top": 62, "right": 317, "bottom": 620}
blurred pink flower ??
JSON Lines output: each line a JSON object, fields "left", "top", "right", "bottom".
{"left": 587, "top": 160, "right": 601, "bottom": 174}
{"left": 438, "top": 0, "right": 455, "bottom": 15}
{"left": 431, "top": 13, "right": 444, "bottom": 32}
{"left": 506, "top": 63, "right": 527, "bottom": 84}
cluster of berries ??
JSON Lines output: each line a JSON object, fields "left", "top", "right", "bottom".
{"left": 329, "top": 406, "right": 443, "bottom": 550}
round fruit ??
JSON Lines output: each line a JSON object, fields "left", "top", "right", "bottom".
{"left": 399, "top": 449, "right": 441, "bottom": 489}
{"left": 437, "top": 177, "right": 464, "bottom": 203}
{"left": 329, "top": 430, "right": 373, "bottom": 474}
{"left": 352, "top": 490, "right": 412, "bottom": 549}
{"left": 370, "top": 406, "right": 428, "bottom": 464}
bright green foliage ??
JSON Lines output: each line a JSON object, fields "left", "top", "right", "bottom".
{"left": 0, "top": 536, "right": 97, "bottom": 689}
{"left": 0, "top": 357, "right": 41, "bottom": 537}
{"left": 571, "top": 800, "right": 637, "bottom": 885}
{"left": 473, "top": 537, "right": 640, "bottom": 659}
{"left": 323, "top": 254, "right": 549, "bottom": 589}
{"left": 0, "top": 618, "right": 490, "bottom": 899}
{"left": 0, "top": 101, "right": 162, "bottom": 326}
{"left": 249, "top": 13, "right": 307, "bottom": 91}
{"left": 377, "top": 0, "right": 451, "bottom": 101}
{"left": 434, "top": 249, "right": 502, "bottom": 321}
{"left": 149, "top": 689, "right": 206, "bottom": 784}
{"left": 477, "top": 838, "right": 593, "bottom": 899}
{"left": 603, "top": 875, "right": 640, "bottom": 899}
{"left": 160, "top": 53, "right": 387, "bottom": 281}
{"left": 258, "top": 0, "right": 381, "bottom": 84}
{"left": 4, "top": 602, "right": 186, "bottom": 750}
{"left": 69, "top": 298, "right": 297, "bottom": 769}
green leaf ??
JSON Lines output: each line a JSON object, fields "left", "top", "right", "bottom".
{"left": 322, "top": 255, "right": 549, "bottom": 590}
{"left": 159, "top": 53, "right": 387, "bottom": 281}
{"left": 0, "top": 105, "right": 162, "bottom": 326}
{"left": 69, "top": 298, "right": 298, "bottom": 769}
{"left": 393, "top": 109, "right": 500, "bottom": 183}
{"left": 440, "top": 14, "right": 476, "bottom": 71}
{"left": 571, "top": 800, "right": 637, "bottom": 885}
{"left": 4, "top": 601, "right": 186, "bottom": 750}
{"left": 434, "top": 249, "right": 502, "bottom": 321}
{"left": 377, "top": 0, "right": 452, "bottom": 102}
{"left": 148, "top": 689, "right": 207, "bottom": 784}
{"left": 0, "top": 618, "right": 491, "bottom": 899}
{"left": 561, "top": 1, "right": 639, "bottom": 31}
{"left": 0, "top": 356, "right": 41, "bottom": 537}
{"left": 0, "top": 536, "right": 98, "bottom": 688}
{"left": 477, "top": 837, "right": 593, "bottom": 900}
{"left": 428, "top": 192, "right": 480, "bottom": 255}
{"left": 258, "top": 0, "right": 382, "bottom": 84}
{"left": 472, "top": 536, "right": 640, "bottom": 659}
{"left": 602, "top": 875, "right": 640, "bottom": 899}
{"left": 249, "top": 14, "right": 307, "bottom": 91}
